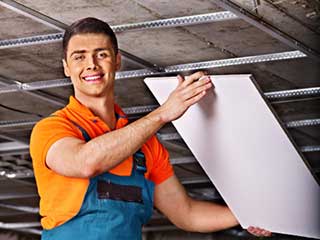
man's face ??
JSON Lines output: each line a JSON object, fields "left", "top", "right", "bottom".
{"left": 63, "top": 33, "right": 121, "bottom": 98}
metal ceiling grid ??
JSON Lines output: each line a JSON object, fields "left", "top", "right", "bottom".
{"left": 214, "top": 0, "right": 320, "bottom": 61}
{"left": 0, "top": 50, "right": 309, "bottom": 93}
{"left": 242, "top": 0, "right": 320, "bottom": 52}
{"left": 0, "top": 0, "right": 319, "bottom": 238}
{"left": 0, "top": 6, "right": 318, "bottom": 169}
{"left": 0, "top": 4, "right": 318, "bottom": 172}
{"left": 1, "top": 87, "right": 320, "bottom": 124}
{"left": 0, "top": 11, "right": 240, "bottom": 49}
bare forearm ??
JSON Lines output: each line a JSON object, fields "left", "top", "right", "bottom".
{"left": 182, "top": 199, "right": 239, "bottom": 233}
{"left": 77, "top": 108, "right": 165, "bottom": 176}
{"left": 155, "top": 176, "right": 238, "bottom": 233}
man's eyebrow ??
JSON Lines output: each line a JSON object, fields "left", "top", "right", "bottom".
{"left": 70, "top": 48, "right": 112, "bottom": 57}
{"left": 94, "top": 48, "right": 112, "bottom": 52}
{"left": 70, "top": 50, "right": 86, "bottom": 57}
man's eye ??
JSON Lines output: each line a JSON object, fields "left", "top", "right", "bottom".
{"left": 98, "top": 52, "right": 108, "bottom": 58}
{"left": 74, "top": 55, "right": 84, "bottom": 61}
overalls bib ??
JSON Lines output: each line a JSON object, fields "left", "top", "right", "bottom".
{"left": 42, "top": 122, "right": 155, "bottom": 240}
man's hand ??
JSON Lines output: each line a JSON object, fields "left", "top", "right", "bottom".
{"left": 247, "top": 226, "right": 272, "bottom": 237}
{"left": 157, "top": 71, "right": 213, "bottom": 123}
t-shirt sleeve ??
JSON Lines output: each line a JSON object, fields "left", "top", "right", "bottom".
{"left": 147, "top": 136, "right": 174, "bottom": 185}
{"left": 30, "top": 116, "right": 81, "bottom": 168}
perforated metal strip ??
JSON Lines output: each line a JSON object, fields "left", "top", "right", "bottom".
{"left": 0, "top": 51, "right": 308, "bottom": 94}
{"left": 0, "top": 12, "right": 238, "bottom": 49}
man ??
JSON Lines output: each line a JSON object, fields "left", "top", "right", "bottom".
{"left": 30, "top": 17, "right": 271, "bottom": 239}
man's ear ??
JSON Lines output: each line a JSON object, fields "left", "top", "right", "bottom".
{"left": 115, "top": 53, "right": 121, "bottom": 71}
{"left": 62, "top": 59, "right": 70, "bottom": 77}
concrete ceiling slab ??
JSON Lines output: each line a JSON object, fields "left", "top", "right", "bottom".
{"left": 0, "top": 92, "right": 59, "bottom": 119}
{"left": 15, "top": 0, "right": 159, "bottom": 25}
{"left": 230, "top": 0, "right": 320, "bottom": 52}
{"left": 117, "top": 27, "right": 229, "bottom": 66}
{"left": 272, "top": 99, "right": 320, "bottom": 122}
{"left": 264, "top": 0, "right": 320, "bottom": 33}
{"left": 256, "top": 0, "right": 320, "bottom": 51}
{"left": 183, "top": 20, "right": 292, "bottom": 56}
{"left": 0, "top": 0, "right": 319, "bottom": 238}
{"left": 0, "top": 6, "right": 58, "bottom": 40}
{"left": 0, "top": 43, "right": 64, "bottom": 83}
{"left": 115, "top": 77, "right": 158, "bottom": 107}
{"left": 134, "top": 0, "right": 223, "bottom": 18}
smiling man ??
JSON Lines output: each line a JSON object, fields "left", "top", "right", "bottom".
{"left": 30, "top": 17, "right": 271, "bottom": 239}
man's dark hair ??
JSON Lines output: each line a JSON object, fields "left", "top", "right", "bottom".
{"left": 62, "top": 17, "right": 118, "bottom": 59}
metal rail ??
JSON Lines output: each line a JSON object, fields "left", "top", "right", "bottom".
{"left": 170, "top": 157, "right": 197, "bottom": 165}
{"left": 0, "top": 119, "right": 39, "bottom": 128}
{"left": 0, "top": 221, "right": 41, "bottom": 229}
{"left": 286, "top": 119, "right": 320, "bottom": 128}
{"left": 0, "top": 203, "right": 38, "bottom": 213}
{"left": 0, "top": 192, "right": 38, "bottom": 200}
{"left": 122, "top": 105, "right": 159, "bottom": 115}
{"left": 0, "top": 77, "right": 66, "bottom": 107}
{"left": 0, "top": 142, "right": 29, "bottom": 151}
{"left": 114, "top": 11, "right": 238, "bottom": 32}
{"left": 0, "top": 50, "right": 307, "bottom": 94}
{"left": 0, "top": 11, "right": 238, "bottom": 49}
{"left": 300, "top": 145, "right": 320, "bottom": 153}
{"left": 16, "top": 228, "right": 42, "bottom": 235}
{"left": 1, "top": 116, "right": 320, "bottom": 130}
{"left": 265, "top": 87, "right": 320, "bottom": 99}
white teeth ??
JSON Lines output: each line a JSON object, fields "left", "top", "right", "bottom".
{"left": 84, "top": 75, "right": 101, "bottom": 81}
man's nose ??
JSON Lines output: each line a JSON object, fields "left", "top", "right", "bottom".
{"left": 86, "top": 56, "right": 98, "bottom": 70}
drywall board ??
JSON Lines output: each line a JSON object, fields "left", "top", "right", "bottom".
{"left": 144, "top": 75, "right": 320, "bottom": 239}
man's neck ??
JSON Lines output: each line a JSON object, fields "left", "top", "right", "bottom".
{"left": 75, "top": 92, "right": 116, "bottom": 129}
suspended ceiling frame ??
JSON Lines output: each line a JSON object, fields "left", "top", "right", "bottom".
{"left": 0, "top": 0, "right": 319, "bottom": 238}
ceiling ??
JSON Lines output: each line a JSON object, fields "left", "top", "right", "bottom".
{"left": 0, "top": 0, "right": 319, "bottom": 239}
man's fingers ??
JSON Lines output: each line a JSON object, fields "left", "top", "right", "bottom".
{"left": 181, "top": 80, "right": 212, "bottom": 100}
{"left": 184, "top": 90, "right": 207, "bottom": 107}
{"left": 262, "top": 230, "right": 272, "bottom": 237}
{"left": 181, "top": 71, "right": 207, "bottom": 87}
{"left": 248, "top": 226, "right": 259, "bottom": 236}
{"left": 177, "top": 74, "right": 184, "bottom": 85}
{"left": 203, "top": 76, "right": 215, "bottom": 89}
{"left": 192, "top": 76, "right": 213, "bottom": 91}
{"left": 162, "top": 72, "right": 212, "bottom": 122}
{"left": 247, "top": 226, "right": 272, "bottom": 237}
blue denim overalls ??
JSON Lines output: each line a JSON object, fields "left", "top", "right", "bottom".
{"left": 42, "top": 122, "right": 155, "bottom": 240}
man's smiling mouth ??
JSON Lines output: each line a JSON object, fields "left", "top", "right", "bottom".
{"left": 82, "top": 73, "right": 105, "bottom": 82}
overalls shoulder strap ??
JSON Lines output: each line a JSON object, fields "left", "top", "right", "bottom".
{"left": 50, "top": 114, "right": 91, "bottom": 142}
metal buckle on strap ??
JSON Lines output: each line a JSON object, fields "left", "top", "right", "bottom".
{"left": 134, "top": 151, "right": 147, "bottom": 173}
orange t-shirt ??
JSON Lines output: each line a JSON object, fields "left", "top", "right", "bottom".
{"left": 30, "top": 96, "right": 173, "bottom": 230}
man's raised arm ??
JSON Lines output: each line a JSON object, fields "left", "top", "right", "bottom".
{"left": 46, "top": 72, "right": 213, "bottom": 178}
